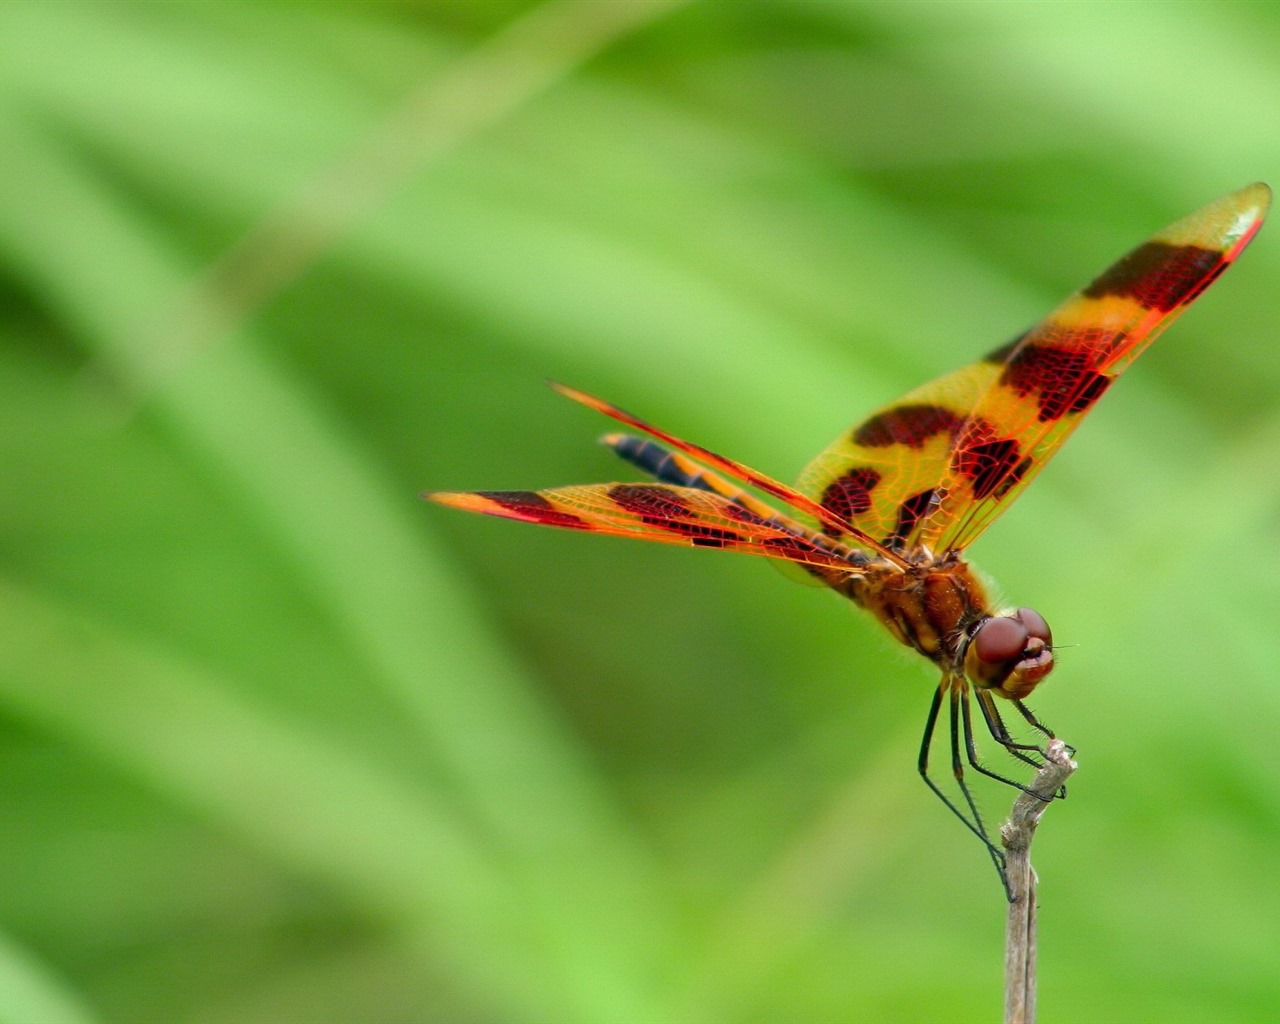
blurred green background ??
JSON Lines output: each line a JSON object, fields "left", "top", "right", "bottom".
{"left": 1, "top": 2, "right": 1278, "bottom": 1021}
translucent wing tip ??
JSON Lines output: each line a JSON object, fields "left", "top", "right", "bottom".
{"left": 1234, "top": 180, "right": 1271, "bottom": 212}
{"left": 1219, "top": 180, "right": 1270, "bottom": 234}
{"left": 1160, "top": 182, "right": 1271, "bottom": 254}
{"left": 1230, "top": 181, "right": 1272, "bottom": 250}
{"left": 1203, "top": 181, "right": 1270, "bottom": 218}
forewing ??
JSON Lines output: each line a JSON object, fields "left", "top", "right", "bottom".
{"left": 553, "top": 383, "right": 907, "bottom": 566}
{"left": 797, "top": 182, "right": 1270, "bottom": 555}
{"left": 926, "top": 182, "right": 1270, "bottom": 552}
{"left": 427, "top": 484, "right": 864, "bottom": 574}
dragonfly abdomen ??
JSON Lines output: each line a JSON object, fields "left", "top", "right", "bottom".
{"left": 605, "top": 434, "right": 722, "bottom": 492}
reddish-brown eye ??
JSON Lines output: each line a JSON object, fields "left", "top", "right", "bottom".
{"left": 1015, "top": 607, "right": 1052, "bottom": 646}
{"left": 974, "top": 616, "right": 1028, "bottom": 664}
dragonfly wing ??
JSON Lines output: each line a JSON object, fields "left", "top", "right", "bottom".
{"left": 926, "top": 181, "right": 1270, "bottom": 553}
{"left": 797, "top": 182, "right": 1270, "bottom": 556}
{"left": 552, "top": 383, "right": 907, "bottom": 566}
{"left": 427, "top": 484, "right": 867, "bottom": 575}
{"left": 796, "top": 361, "right": 998, "bottom": 552}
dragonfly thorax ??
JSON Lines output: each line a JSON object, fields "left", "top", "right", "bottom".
{"left": 843, "top": 560, "right": 1054, "bottom": 700}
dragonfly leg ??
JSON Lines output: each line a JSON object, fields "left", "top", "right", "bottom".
{"left": 975, "top": 689, "right": 1049, "bottom": 764}
{"left": 1011, "top": 698, "right": 1074, "bottom": 753}
{"left": 1008, "top": 697, "right": 1072, "bottom": 796}
{"left": 965, "top": 690, "right": 1054, "bottom": 802}
{"left": 917, "top": 677, "right": 1009, "bottom": 896}
{"left": 949, "top": 683, "right": 1011, "bottom": 894}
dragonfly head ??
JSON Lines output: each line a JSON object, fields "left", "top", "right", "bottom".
{"left": 964, "top": 607, "right": 1054, "bottom": 699}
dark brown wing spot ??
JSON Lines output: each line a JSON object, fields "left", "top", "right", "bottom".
{"left": 854, "top": 404, "right": 964, "bottom": 448}
{"left": 819, "top": 467, "right": 882, "bottom": 534}
{"left": 1179, "top": 260, "right": 1229, "bottom": 306}
{"left": 883, "top": 488, "right": 939, "bottom": 550}
{"left": 721, "top": 502, "right": 772, "bottom": 527}
{"left": 953, "top": 437, "right": 1025, "bottom": 500}
{"left": 608, "top": 484, "right": 746, "bottom": 545}
{"left": 1082, "top": 241, "right": 1223, "bottom": 313}
{"left": 608, "top": 484, "right": 693, "bottom": 517}
{"left": 1000, "top": 342, "right": 1113, "bottom": 422}
{"left": 997, "top": 455, "right": 1032, "bottom": 499}
{"left": 482, "top": 491, "right": 592, "bottom": 530}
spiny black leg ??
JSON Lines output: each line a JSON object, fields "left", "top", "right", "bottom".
{"left": 949, "top": 683, "right": 1009, "bottom": 895}
{"left": 1008, "top": 697, "right": 1072, "bottom": 797}
{"left": 961, "top": 687, "right": 1048, "bottom": 796}
{"left": 949, "top": 686, "right": 1000, "bottom": 847}
{"left": 972, "top": 691, "right": 1064, "bottom": 803}
{"left": 1011, "top": 698, "right": 1073, "bottom": 753}
{"left": 975, "top": 690, "right": 1047, "bottom": 766}
{"left": 917, "top": 680, "right": 1008, "bottom": 885}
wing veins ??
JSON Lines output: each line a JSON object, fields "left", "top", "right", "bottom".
{"left": 551, "top": 382, "right": 909, "bottom": 569}
{"left": 427, "top": 484, "right": 867, "bottom": 575}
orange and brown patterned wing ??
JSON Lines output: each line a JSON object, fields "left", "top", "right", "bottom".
{"left": 427, "top": 484, "right": 867, "bottom": 574}
{"left": 798, "top": 182, "right": 1270, "bottom": 555}
{"left": 796, "top": 360, "right": 996, "bottom": 552}
{"left": 552, "top": 383, "right": 908, "bottom": 566}
{"left": 926, "top": 181, "right": 1270, "bottom": 552}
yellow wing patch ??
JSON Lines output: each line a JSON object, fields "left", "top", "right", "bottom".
{"left": 797, "top": 183, "right": 1271, "bottom": 556}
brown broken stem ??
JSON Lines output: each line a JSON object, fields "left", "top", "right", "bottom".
{"left": 1001, "top": 738, "right": 1077, "bottom": 1024}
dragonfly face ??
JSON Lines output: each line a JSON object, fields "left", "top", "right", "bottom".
{"left": 964, "top": 607, "right": 1054, "bottom": 700}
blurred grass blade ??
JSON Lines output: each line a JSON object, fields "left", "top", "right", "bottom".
{"left": 0, "top": 68, "right": 679, "bottom": 1023}
{"left": 0, "top": 931, "right": 98, "bottom": 1024}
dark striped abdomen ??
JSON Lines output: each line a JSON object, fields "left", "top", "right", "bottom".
{"left": 605, "top": 434, "right": 712, "bottom": 490}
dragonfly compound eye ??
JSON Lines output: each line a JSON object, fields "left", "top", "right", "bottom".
{"left": 973, "top": 616, "right": 1028, "bottom": 665}
{"left": 1014, "top": 607, "right": 1052, "bottom": 647}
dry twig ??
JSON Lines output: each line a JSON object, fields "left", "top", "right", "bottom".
{"left": 1001, "top": 739, "right": 1077, "bottom": 1024}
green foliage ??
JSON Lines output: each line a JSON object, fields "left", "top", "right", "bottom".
{"left": 0, "top": 1, "right": 1278, "bottom": 1020}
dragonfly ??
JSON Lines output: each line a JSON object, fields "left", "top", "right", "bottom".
{"left": 428, "top": 183, "right": 1270, "bottom": 889}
